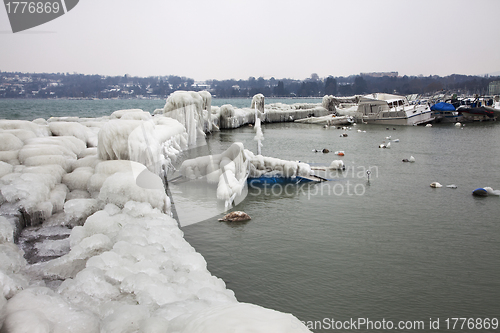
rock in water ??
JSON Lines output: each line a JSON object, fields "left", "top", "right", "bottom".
{"left": 218, "top": 211, "right": 251, "bottom": 222}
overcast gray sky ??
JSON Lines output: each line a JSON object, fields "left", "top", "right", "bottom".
{"left": 1, "top": 0, "right": 499, "bottom": 81}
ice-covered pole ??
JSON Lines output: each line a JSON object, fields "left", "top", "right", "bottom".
{"left": 254, "top": 104, "right": 264, "bottom": 155}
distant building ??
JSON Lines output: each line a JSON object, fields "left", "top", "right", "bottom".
{"left": 191, "top": 82, "right": 211, "bottom": 90}
{"left": 488, "top": 81, "right": 500, "bottom": 95}
{"left": 360, "top": 72, "right": 399, "bottom": 78}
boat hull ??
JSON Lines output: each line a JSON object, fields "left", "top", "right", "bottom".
{"left": 363, "top": 110, "right": 434, "bottom": 126}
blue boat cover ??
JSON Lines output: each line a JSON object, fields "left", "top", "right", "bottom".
{"left": 472, "top": 188, "right": 488, "bottom": 196}
{"left": 430, "top": 102, "right": 455, "bottom": 111}
{"left": 247, "top": 176, "right": 315, "bottom": 185}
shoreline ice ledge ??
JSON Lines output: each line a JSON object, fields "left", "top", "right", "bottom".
{"left": 0, "top": 92, "right": 311, "bottom": 332}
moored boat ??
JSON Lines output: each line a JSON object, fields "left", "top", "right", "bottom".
{"left": 357, "top": 93, "right": 434, "bottom": 125}
{"left": 430, "top": 102, "right": 463, "bottom": 123}
{"left": 456, "top": 96, "right": 500, "bottom": 121}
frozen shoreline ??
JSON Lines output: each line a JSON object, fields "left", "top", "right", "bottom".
{"left": 0, "top": 92, "right": 312, "bottom": 332}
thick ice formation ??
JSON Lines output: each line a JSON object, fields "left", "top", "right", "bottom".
{"left": 253, "top": 109, "right": 264, "bottom": 156}
{"left": 179, "top": 143, "right": 313, "bottom": 205}
{"left": 484, "top": 187, "right": 500, "bottom": 196}
{"left": 180, "top": 142, "right": 249, "bottom": 210}
{"left": 110, "top": 109, "right": 152, "bottom": 121}
{"left": 155, "top": 91, "right": 213, "bottom": 146}
{"left": 265, "top": 102, "right": 334, "bottom": 124}
{"left": 295, "top": 114, "right": 354, "bottom": 126}
{"left": 322, "top": 95, "right": 337, "bottom": 112}
{"left": 48, "top": 121, "right": 98, "bottom": 147}
{"left": 246, "top": 150, "right": 312, "bottom": 178}
{"left": 216, "top": 104, "right": 255, "bottom": 129}
{"left": 0, "top": 111, "right": 311, "bottom": 332}
{"left": 329, "top": 160, "right": 345, "bottom": 170}
{"left": 169, "top": 302, "right": 311, "bottom": 333}
{"left": 0, "top": 119, "right": 51, "bottom": 137}
{"left": 251, "top": 93, "right": 265, "bottom": 113}
{"left": 214, "top": 94, "right": 337, "bottom": 130}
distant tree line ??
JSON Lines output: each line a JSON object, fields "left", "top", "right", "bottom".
{"left": 208, "top": 74, "right": 498, "bottom": 98}
{"left": 0, "top": 71, "right": 498, "bottom": 99}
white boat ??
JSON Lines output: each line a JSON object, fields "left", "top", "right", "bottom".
{"left": 357, "top": 93, "right": 434, "bottom": 126}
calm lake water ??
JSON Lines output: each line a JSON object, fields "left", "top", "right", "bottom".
{"left": 182, "top": 121, "right": 500, "bottom": 332}
{"left": 1, "top": 98, "right": 499, "bottom": 332}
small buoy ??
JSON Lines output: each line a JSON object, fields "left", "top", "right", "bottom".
{"left": 322, "top": 148, "right": 329, "bottom": 153}
{"left": 248, "top": 123, "right": 253, "bottom": 127}
{"left": 409, "top": 156, "right": 415, "bottom": 162}
{"left": 218, "top": 211, "right": 251, "bottom": 222}
{"left": 430, "top": 182, "right": 442, "bottom": 188}
{"left": 455, "top": 122, "right": 461, "bottom": 127}
{"left": 426, "top": 124, "right": 432, "bottom": 127}
{"left": 335, "top": 151, "right": 345, "bottom": 156}
{"left": 402, "top": 159, "right": 409, "bottom": 162}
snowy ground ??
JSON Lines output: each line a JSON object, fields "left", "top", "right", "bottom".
{"left": 0, "top": 92, "right": 311, "bottom": 332}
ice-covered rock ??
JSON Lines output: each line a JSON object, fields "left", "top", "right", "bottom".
{"left": 97, "top": 116, "right": 186, "bottom": 175}
{"left": 0, "top": 224, "right": 29, "bottom": 307}
{"left": 0, "top": 133, "right": 24, "bottom": 151}
{"left": 63, "top": 198, "right": 104, "bottom": 226}
{"left": 97, "top": 119, "right": 162, "bottom": 172}
{"left": 48, "top": 121, "right": 98, "bottom": 147}
{"left": 0, "top": 119, "right": 51, "bottom": 137}
{"left": 0, "top": 162, "right": 13, "bottom": 179}
{"left": 1, "top": 129, "right": 37, "bottom": 143}
{"left": 0, "top": 165, "right": 67, "bottom": 223}
{"left": 1, "top": 287, "right": 99, "bottom": 333}
{"left": 26, "top": 136, "right": 87, "bottom": 156}
{"left": 170, "top": 302, "right": 311, "bottom": 333}
{"left": 110, "top": 109, "right": 152, "bottom": 121}
{"left": 98, "top": 170, "right": 169, "bottom": 213}
{"left": 63, "top": 167, "right": 95, "bottom": 191}
{"left": 0, "top": 109, "right": 313, "bottom": 333}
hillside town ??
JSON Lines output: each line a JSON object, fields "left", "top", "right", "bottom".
{"left": 1, "top": 71, "right": 499, "bottom": 99}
